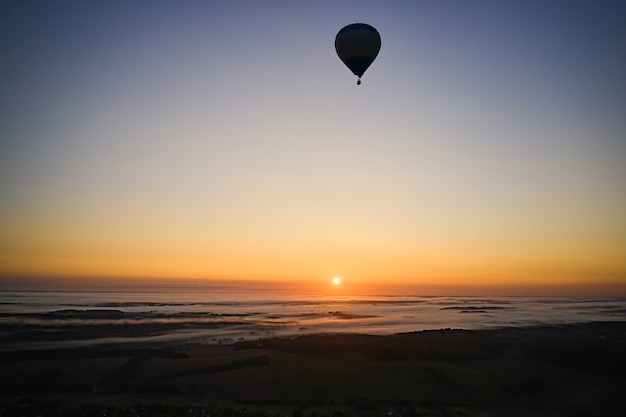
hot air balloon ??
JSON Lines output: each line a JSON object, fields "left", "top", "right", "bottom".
{"left": 335, "top": 23, "right": 381, "bottom": 85}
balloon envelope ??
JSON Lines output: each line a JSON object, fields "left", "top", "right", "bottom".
{"left": 335, "top": 23, "right": 381, "bottom": 81}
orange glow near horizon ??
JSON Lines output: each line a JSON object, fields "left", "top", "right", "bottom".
{"left": 2, "top": 207, "right": 624, "bottom": 289}
{"left": 1, "top": 239, "right": 625, "bottom": 296}
{"left": 2, "top": 195, "right": 624, "bottom": 293}
{"left": 2, "top": 272, "right": 625, "bottom": 297}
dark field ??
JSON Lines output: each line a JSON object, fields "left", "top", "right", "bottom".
{"left": 1, "top": 322, "right": 625, "bottom": 417}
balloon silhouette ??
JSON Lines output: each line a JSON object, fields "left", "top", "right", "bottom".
{"left": 335, "top": 23, "right": 381, "bottom": 85}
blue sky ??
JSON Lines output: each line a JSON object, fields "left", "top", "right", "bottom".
{"left": 1, "top": 1, "right": 625, "bottom": 291}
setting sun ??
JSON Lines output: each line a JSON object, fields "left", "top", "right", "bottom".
{"left": 332, "top": 277, "right": 341, "bottom": 286}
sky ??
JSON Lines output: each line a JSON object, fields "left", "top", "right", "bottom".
{"left": 1, "top": 1, "right": 625, "bottom": 295}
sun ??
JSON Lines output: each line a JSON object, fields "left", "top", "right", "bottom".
{"left": 332, "top": 277, "right": 341, "bottom": 286}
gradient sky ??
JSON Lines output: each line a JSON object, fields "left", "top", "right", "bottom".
{"left": 2, "top": 1, "right": 625, "bottom": 294}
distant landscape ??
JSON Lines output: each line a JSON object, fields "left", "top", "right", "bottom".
{"left": 2, "top": 321, "right": 625, "bottom": 416}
